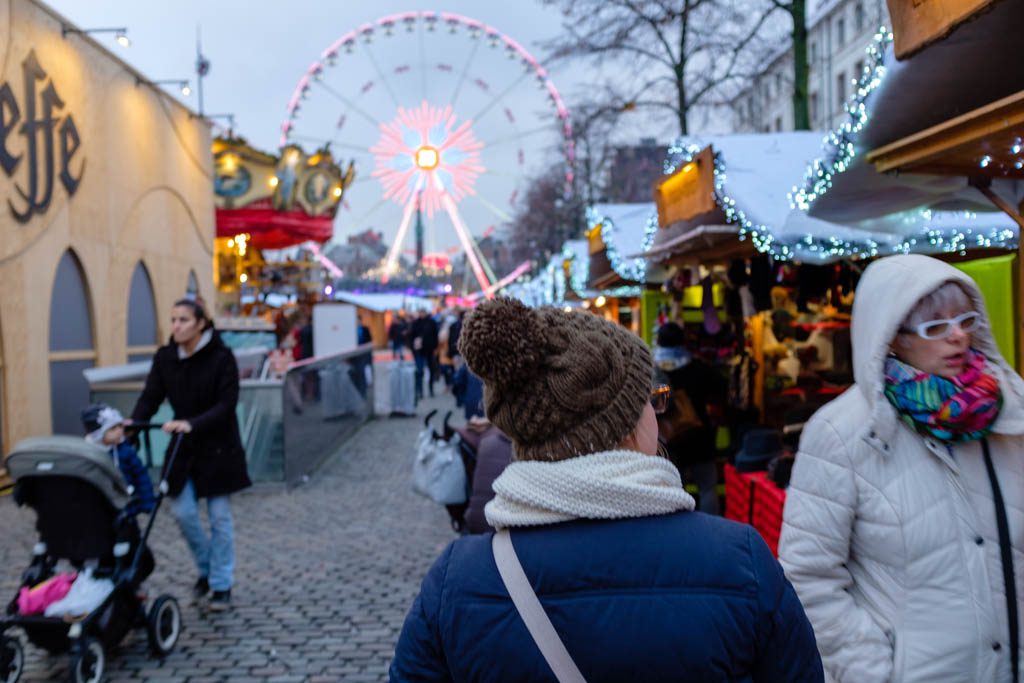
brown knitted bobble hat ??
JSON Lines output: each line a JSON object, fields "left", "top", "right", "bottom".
{"left": 457, "top": 297, "right": 653, "bottom": 462}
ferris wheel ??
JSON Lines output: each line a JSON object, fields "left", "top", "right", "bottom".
{"left": 280, "top": 11, "right": 575, "bottom": 294}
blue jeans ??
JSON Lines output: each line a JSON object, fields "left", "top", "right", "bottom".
{"left": 413, "top": 352, "right": 433, "bottom": 399}
{"left": 172, "top": 480, "right": 235, "bottom": 592}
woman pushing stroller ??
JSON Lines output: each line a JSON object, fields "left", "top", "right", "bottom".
{"left": 130, "top": 298, "right": 251, "bottom": 612}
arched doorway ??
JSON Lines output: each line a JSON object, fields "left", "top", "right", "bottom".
{"left": 48, "top": 250, "right": 96, "bottom": 434}
{"left": 127, "top": 261, "right": 159, "bottom": 362}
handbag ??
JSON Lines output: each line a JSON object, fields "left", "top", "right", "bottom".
{"left": 411, "top": 429, "right": 467, "bottom": 505}
{"left": 492, "top": 530, "right": 587, "bottom": 683}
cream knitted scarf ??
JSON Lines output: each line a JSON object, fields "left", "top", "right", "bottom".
{"left": 484, "top": 450, "right": 695, "bottom": 530}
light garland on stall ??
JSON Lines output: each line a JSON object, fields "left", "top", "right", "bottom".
{"left": 586, "top": 206, "right": 659, "bottom": 283}
{"left": 662, "top": 142, "right": 882, "bottom": 261}
{"left": 790, "top": 26, "right": 893, "bottom": 212}
{"left": 660, "top": 27, "right": 1017, "bottom": 263}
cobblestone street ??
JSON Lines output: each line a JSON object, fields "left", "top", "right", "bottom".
{"left": 0, "top": 394, "right": 459, "bottom": 682}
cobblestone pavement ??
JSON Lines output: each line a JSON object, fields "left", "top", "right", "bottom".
{"left": 0, "top": 392, "right": 461, "bottom": 682}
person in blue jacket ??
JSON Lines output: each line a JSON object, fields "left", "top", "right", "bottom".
{"left": 390, "top": 298, "right": 823, "bottom": 683}
{"left": 81, "top": 403, "right": 156, "bottom": 516}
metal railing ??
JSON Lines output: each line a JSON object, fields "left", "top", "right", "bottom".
{"left": 87, "top": 344, "right": 374, "bottom": 486}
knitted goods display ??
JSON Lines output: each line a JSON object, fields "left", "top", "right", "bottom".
{"left": 484, "top": 450, "right": 695, "bottom": 529}
{"left": 883, "top": 348, "right": 1003, "bottom": 443}
{"left": 458, "top": 298, "right": 652, "bottom": 462}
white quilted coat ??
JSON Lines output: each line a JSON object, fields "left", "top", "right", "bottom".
{"left": 780, "top": 255, "right": 1024, "bottom": 683}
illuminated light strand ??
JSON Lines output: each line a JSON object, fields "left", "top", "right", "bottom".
{"left": 585, "top": 207, "right": 659, "bottom": 283}
{"left": 788, "top": 26, "right": 893, "bottom": 213}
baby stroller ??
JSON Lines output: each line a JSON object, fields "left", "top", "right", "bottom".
{"left": 0, "top": 426, "right": 184, "bottom": 683}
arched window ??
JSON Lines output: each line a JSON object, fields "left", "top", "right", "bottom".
{"left": 127, "top": 261, "right": 159, "bottom": 362}
{"left": 48, "top": 250, "right": 96, "bottom": 434}
{"left": 186, "top": 270, "right": 199, "bottom": 299}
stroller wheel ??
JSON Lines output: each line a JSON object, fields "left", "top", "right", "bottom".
{"left": 146, "top": 595, "right": 181, "bottom": 657}
{"left": 69, "top": 637, "right": 104, "bottom": 683}
{"left": 0, "top": 635, "right": 24, "bottom": 683}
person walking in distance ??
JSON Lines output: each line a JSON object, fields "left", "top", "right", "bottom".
{"left": 391, "top": 298, "right": 823, "bottom": 682}
{"left": 130, "top": 298, "right": 251, "bottom": 612}
{"left": 780, "top": 255, "right": 1024, "bottom": 682}
{"left": 409, "top": 309, "right": 439, "bottom": 400}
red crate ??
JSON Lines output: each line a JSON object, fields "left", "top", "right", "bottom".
{"left": 723, "top": 464, "right": 787, "bottom": 556}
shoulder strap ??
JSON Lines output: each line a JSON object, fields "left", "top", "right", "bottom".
{"left": 492, "top": 529, "right": 587, "bottom": 683}
{"left": 981, "top": 438, "right": 1020, "bottom": 683}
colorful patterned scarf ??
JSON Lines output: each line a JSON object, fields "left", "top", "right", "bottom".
{"left": 883, "top": 349, "right": 1002, "bottom": 442}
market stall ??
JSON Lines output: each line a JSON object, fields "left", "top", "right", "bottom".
{"left": 791, "top": 0, "right": 1023, "bottom": 363}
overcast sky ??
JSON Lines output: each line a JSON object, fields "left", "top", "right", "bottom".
{"left": 45, "top": 1, "right": 670, "bottom": 253}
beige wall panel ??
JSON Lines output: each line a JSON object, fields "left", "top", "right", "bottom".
{"left": 0, "top": 0, "right": 214, "bottom": 449}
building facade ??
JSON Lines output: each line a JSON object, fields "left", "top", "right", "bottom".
{"left": 0, "top": 0, "right": 214, "bottom": 451}
{"left": 736, "top": 0, "right": 890, "bottom": 133}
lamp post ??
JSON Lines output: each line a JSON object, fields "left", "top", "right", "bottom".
{"left": 61, "top": 25, "right": 130, "bottom": 48}
{"left": 150, "top": 79, "right": 192, "bottom": 97}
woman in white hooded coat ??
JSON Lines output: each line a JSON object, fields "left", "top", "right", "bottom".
{"left": 780, "top": 254, "right": 1023, "bottom": 683}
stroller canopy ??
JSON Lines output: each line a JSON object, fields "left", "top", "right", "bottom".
{"left": 5, "top": 436, "right": 131, "bottom": 511}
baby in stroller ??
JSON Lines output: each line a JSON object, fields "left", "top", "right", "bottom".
{"left": 81, "top": 404, "right": 156, "bottom": 518}
{"left": 0, "top": 425, "right": 184, "bottom": 683}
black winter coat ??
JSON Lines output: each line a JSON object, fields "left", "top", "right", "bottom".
{"left": 660, "top": 358, "right": 727, "bottom": 465}
{"left": 131, "top": 330, "right": 252, "bottom": 499}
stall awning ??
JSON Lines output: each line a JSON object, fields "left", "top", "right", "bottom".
{"left": 330, "top": 292, "right": 433, "bottom": 313}
{"left": 791, "top": 0, "right": 1022, "bottom": 252}
{"left": 887, "top": 0, "right": 1006, "bottom": 59}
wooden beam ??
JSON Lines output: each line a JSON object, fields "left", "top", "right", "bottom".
{"left": 867, "top": 89, "right": 1024, "bottom": 174}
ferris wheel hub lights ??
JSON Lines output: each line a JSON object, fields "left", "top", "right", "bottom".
{"left": 415, "top": 146, "right": 440, "bottom": 170}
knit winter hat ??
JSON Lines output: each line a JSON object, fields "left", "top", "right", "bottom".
{"left": 458, "top": 298, "right": 652, "bottom": 462}
{"left": 81, "top": 403, "right": 124, "bottom": 444}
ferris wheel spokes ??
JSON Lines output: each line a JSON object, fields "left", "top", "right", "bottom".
{"left": 314, "top": 80, "right": 381, "bottom": 128}
{"left": 362, "top": 39, "right": 403, "bottom": 109}
{"left": 448, "top": 36, "right": 482, "bottom": 110}
{"left": 468, "top": 70, "right": 534, "bottom": 127}
{"left": 471, "top": 194, "right": 514, "bottom": 223}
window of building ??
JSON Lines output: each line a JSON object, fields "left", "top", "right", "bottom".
{"left": 48, "top": 250, "right": 96, "bottom": 435}
{"left": 187, "top": 270, "right": 199, "bottom": 299}
{"left": 810, "top": 92, "right": 819, "bottom": 124}
{"left": 837, "top": 72, "right": 847, "bottom": 108}
{"left": 775, "top": 72, "right": 782, "bottom": 94}
{"left": 854, "top": 60, "right": 864, "bottom": 85}
{"left": 127, "top": 261, "right": 159, "bottom": 363}
{"left": 775, "top": 116, "right": 783, "bottom": 132}
{"left": 810, "top": 42, "right": 817, "bottom": 63}
{"left": 837, "top": 17, "right": 846, "bottom": 47}
{"left": 855, "top": 2, "right": 865, "bottom": 31}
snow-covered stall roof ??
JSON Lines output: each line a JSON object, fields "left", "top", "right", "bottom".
{"left": 587, "top": 203, "right": 661, "bottom": 282}
{"left": 790, "top": 4, "right": 1022, "bottom": 255}
{"left": 645, "top": 133, "right": 895, "bottom": 262}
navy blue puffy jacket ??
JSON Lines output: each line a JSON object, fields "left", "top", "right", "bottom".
{"left": 391, "top": 511, "right": 823, "bottom": 682}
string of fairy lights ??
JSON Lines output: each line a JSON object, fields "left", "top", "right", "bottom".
{"left": 586, "top": 206, "right": 660, "bottom": 284}
{"left": 499, "top": 24, "right": 1018, "bottom": 307}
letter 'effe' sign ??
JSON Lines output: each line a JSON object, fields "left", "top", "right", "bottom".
{"left": 0, "top": 49, "right": 84, "bottom": 223}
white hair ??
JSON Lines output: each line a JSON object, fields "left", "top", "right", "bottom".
{"left": 903, "top": 281, "right": 974, "bottom": 328}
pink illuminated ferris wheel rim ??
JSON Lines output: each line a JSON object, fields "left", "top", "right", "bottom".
{"left": 279, "top": 11, "right": 575, "bottom": 193}
{"left": 279, "top": 12, "right": 575, "bottom": 295}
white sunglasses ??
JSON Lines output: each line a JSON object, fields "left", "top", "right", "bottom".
{"left": 899, "top": 311, "right": 981, "bottom": 340}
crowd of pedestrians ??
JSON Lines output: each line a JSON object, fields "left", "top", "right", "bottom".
{"left": 391, "top": 254, "right": 1024, "bottom": 683}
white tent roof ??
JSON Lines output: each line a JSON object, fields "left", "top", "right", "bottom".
{"left": 331, "top": 292, "right": 434, "bottom": 313}
{"left": 589, "top": 203, "right": 660, "bottom": 281}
